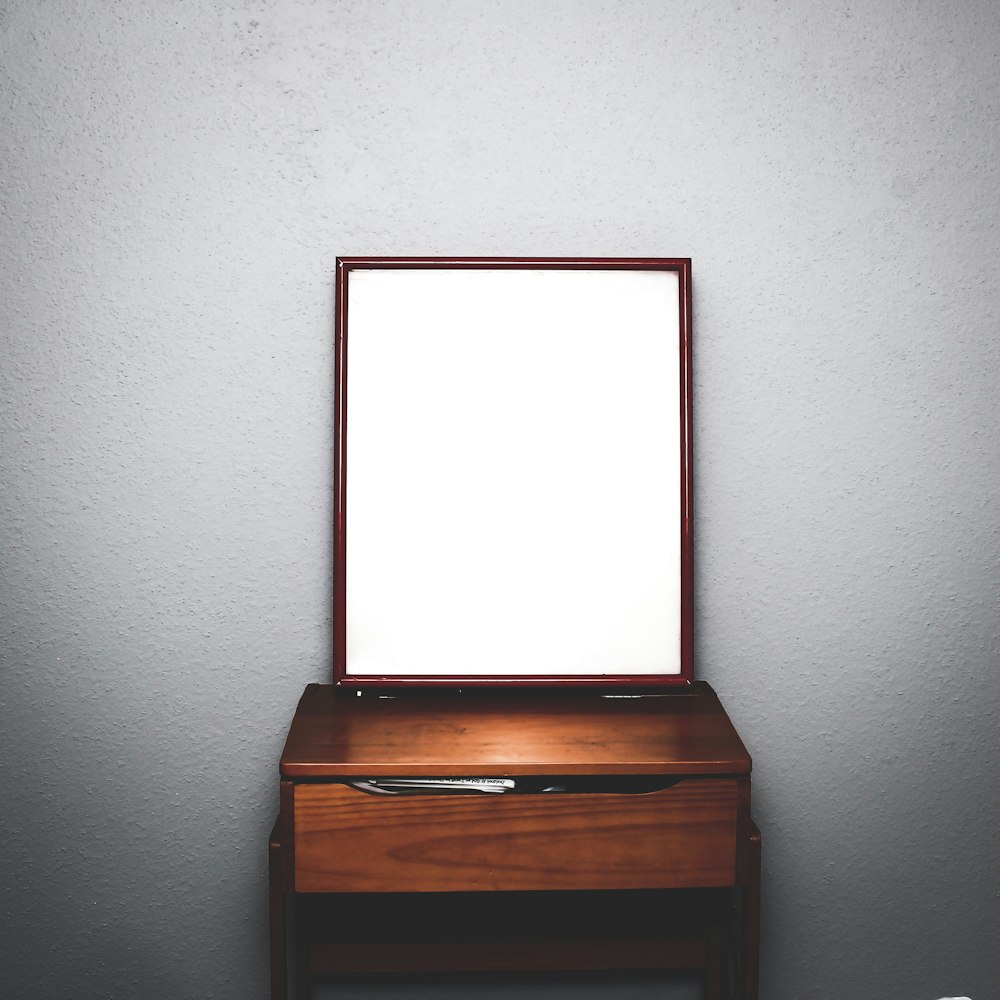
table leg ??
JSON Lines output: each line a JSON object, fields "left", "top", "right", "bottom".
{"left": 741, "top": 821, "right": 761, "bottom": 1000}
{"left": 294, "top": 903, "right": 312, "bottom": 1000}
{"left": 269, "top": 820, "right": 287, "bottom": 1000}
{"left": 706, "top": 915, "right": 722, "bottom": 1000}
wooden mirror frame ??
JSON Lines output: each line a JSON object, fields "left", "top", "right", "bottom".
{"left": 333, "top": 257, "right": 693, "bottom": 688}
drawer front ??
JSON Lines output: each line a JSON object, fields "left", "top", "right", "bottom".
{"left": 294, "top": 780, "right": 738, "bottom": 893}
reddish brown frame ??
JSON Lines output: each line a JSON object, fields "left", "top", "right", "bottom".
{"left": 333, "top": 257, "right": 694, "bottom": 689}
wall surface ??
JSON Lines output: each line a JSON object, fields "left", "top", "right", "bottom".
{"left": 2, "top": 2, "right": 998, "bottom": 999}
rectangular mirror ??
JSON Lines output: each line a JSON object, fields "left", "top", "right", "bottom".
{"left": 334, "top": 258, "right": 693, "bottom": 687}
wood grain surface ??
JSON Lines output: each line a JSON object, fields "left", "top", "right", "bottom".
{"left": 280, "top": 683, "right": 751, "bottom": 778}
{"left": 294, "top": 780, "right": 738, "bottom": 893}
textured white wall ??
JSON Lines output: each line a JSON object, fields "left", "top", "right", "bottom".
{"left": 2, "top": 2, "right": 998, "bottom": 999}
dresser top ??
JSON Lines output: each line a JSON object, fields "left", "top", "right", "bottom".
{"left": 280, "top": 682, "right": 751, "bottom": 778}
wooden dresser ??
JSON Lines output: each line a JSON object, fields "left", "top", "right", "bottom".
{"left": 270, "top": 682, "right": 759, "bottom": 999}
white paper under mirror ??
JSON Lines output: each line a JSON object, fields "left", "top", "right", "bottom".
{"left": 344, "top": 266, "right": 682, "bottom": 678}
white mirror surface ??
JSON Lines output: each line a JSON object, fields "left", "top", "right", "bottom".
{"left": 343, "top": 265, "right": 683, "bottom": 679}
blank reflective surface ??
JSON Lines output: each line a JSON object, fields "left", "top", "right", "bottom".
{"left": 344, "top": 266, "right": 682, "bottom": 679}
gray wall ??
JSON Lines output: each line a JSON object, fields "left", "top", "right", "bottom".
{"left": 2, "top": 2, "right": 998, "bottom": 998}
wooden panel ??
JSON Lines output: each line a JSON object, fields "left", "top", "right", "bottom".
{"left": 280, "top": 684, "right": 752, "bottom": 778}
{"left": 308, "top": 938, "right": 709, "bottom": 974}
{"left": 300, "top": 887, "right": 723, "bottom": 975}
{"left": 294, "top": 780, "right": 738, "bottom": 893}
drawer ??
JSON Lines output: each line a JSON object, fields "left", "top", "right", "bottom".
{"left": 293, "top": 779, "right": 738, "bottom": 893}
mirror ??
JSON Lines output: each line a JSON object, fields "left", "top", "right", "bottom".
{"left": 334, "top": 258, "right": 692, "bottom": 686}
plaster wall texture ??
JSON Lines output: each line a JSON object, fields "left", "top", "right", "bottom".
{"left": 2, "top": 2, "right": 998, "bottom": 999}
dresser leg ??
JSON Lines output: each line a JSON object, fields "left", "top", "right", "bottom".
{"left": 741, "top": 822, "right": 762, "bottom": 1000}
{"left": 293, "top": 899, "right": 311, "bottom": 1000}
{"left": 269, "top": 821, "right": 288, "bottom": 1000}
{"left": 706, "top": 915, "right": 723, "bottom": 1000}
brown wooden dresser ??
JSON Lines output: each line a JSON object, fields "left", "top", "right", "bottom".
{"left": 270, "top": 681, "right": 759, "bottom": 999}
